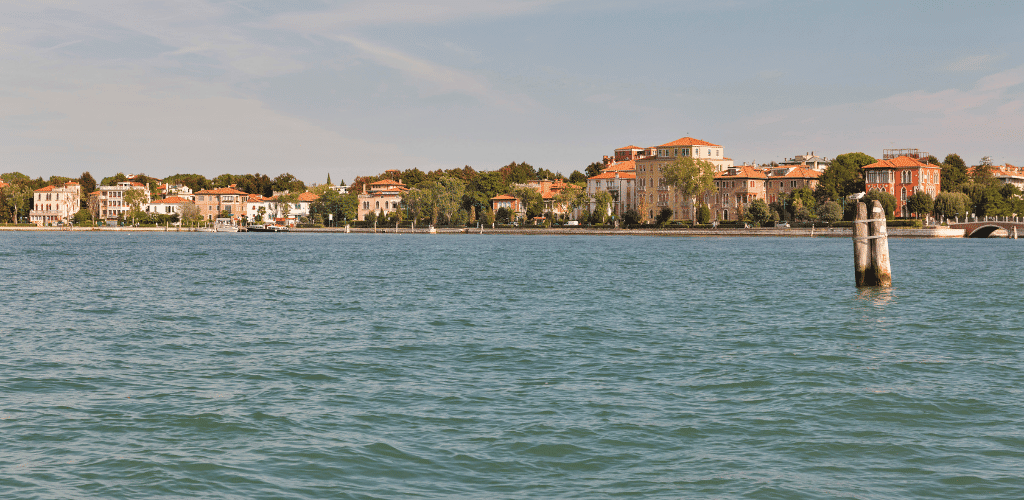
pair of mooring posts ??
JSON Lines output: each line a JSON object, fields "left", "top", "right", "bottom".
{"left": 853, "top": 200, "right": 892, "bottom": 287}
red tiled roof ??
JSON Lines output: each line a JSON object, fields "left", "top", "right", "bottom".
{"left": 297, "top": 192, "right": 319, "bottom": 202}
{"left": 716, "top": 165, "right": 767, "bottom": 179}
{"left": 35, "top": 185, "right": 55, "bottom": 192}
{"left": 603, "top": 160, "right": 636, "bottom": 171}
{"left": 782, "top": 167, "right": 822, "bottom": 179}
{"left": 490, "top": 194, "right": 516, "bottom": 201}
{"left": 656, "top": 137, "right": 721, "bottom": 148}
{"left": 615, "top": 145, "right": 643, "bottom": 151}
{"left": 194, "top": 187, "right": 249, "bottom": 195}
{"left": 151, "top": 196, "right": 189, "bottom": 204}
{"left": 590, "top": 171, "right": 637, "bottom": 180}
{"left": 863, "top": 156, "right": 932, "bottom": 169}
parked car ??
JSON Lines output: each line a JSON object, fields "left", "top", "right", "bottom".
{"left": 566, "top": 221, "right": 579, "bottom": 226}
{"left": 775, "top": 221, "right": 790, "bottom": 228}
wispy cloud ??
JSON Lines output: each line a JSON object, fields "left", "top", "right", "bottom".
{"left": 732, "top": 64, "right": 1024, "bottom": 163}
{"left": 943, "top": 54, "right": 1005, "bottom": 72}
{"left": 337, "top": 35, "right": 535, "bottom": 111}
{"left": 269, "top": 0, "right": 568, "bottom": 31}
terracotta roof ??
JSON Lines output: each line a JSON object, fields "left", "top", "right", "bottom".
{"left": 590, "top": 171, "right": 637, "bottom": 180}
{"left": 603, "top": 160, "right": 636, "bottom": 172}
{"left": 151, "top": 196, "right": 189, "bottom": 204}
{"left": 716, "top": 165, "right": 767, "bottom": 179}
{"left": 297, "top": 192, "right": 319, "bottom": 202}
{"left": 781, "top": 167, "right": 822, "bottom": 179}
{"left": 35, "top": 185, "right": 55, "bottom": 192}
{"left": 130, "top": 182, "right": 145, "bottom": 187}
{"left": 863, "top": 156, "right": 932, "bottom": 169}
{"left": 615, "top": 145, "right": 644, "bottom": 151}
{"left": 656, "top": 137, "right": 722, "bottom": 148}
{"left": 490, "top": 194, "right": 516, "bottom": 201}
{"left": 195, "top": 187, "right": 249, "bottom": 195}
{"left": 370, "top": 179, "right": 404, "bottom": 186}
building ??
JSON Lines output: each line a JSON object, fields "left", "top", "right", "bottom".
{"left": 765, "top": 165, "right": 822, "bottom": 204}
{"left": 862, "top": 155, "right": 941, "bottom": 217}
{"left": 982, "top": 164, "right": 1024, "bottom": 190}
{"left": 269, "top": 191, "right": 319, "bottom": 226}
{"left": 193, "top": 186, "right": 250, "bottom": 222}
{"left": 29, "top": 181, "right": 81, "bottom": 226}
{"left": 145, "top": 196, "right": 190, "bottom": 218}
{"left": 707, "top": 166, "right": 767, "bottom": 221}
{"left": 89, "top": 182, "right": 151, "bottom": 222}
{"left": 357, "top": 179, "right": 408, "bottom": 221}
{"left": 490, "top": 194, "right": 521, "bottom": 217}
{"left": 587, "top": 161, "right": 636, "bottom": 217}
{"left": 155, "top": 183, "right": 194, "bottom": 200}
{"left": 490, "top": 179, "right": 572, "bottom": 221}
{"left": 636, "top": 137, "right": 734, "bottom": 221}
{"left": 779, "top": 152, "right": 831, "bottom": 171}
{"left": 525, "top": 179, "right": 570, "bottom": 217}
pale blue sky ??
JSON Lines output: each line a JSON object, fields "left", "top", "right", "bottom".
{"left": 2, "top": 1, "right": 1022, "bottom": 183}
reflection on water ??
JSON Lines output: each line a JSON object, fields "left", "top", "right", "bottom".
{"left": 855, "top": 286, "right": 895, "bottom": 307}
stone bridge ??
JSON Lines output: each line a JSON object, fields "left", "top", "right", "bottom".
{"left": 948, "top": 218, "right": 1024, "bottom": 238}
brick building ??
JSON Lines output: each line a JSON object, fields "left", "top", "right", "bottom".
{"left": 862, "top": 156, "right": 941, "bottom": 217}
{"left": 358, "top": 179, "right": 407, "bottom": 221}
{"left": 193, "top": 186, "right": 249, "bottom": 222}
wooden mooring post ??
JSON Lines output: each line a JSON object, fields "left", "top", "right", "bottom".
{"left": 853, "top": 200, "right": 892, "bottom": 287}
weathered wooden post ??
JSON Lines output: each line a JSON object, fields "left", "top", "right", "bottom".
{"left": 853, "top": 202, "right": 870, "bottom": 286}
{"left": 868, "top": 200, "right": 892, "bottom": 287}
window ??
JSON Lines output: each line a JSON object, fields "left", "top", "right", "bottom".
{"left": 901, "top": 187, "right": 906, "bottom": 201}
{"left": 901, "top": 170, "right": 912, "bottom": 183}
{"left": 708, "top": 149, "right": 711, "bottom": 156}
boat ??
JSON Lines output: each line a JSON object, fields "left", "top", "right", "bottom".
{"left": 215, "top": 218, "right": 239, "bottom": 232}
{"left": 246, "top": 224, "right": 288, "bottom": 232}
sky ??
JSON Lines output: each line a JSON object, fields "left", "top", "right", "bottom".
{"left": 2, "top": 0, "right": 1023, "bottom": 184}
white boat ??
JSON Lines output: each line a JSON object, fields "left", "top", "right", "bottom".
{"left": 215, "top": 218, "right": 239, "bottom": 232}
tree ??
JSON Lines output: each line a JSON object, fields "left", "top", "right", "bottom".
{"left": 941, "top": 154, "right": 969, "bottom": 192}
{"left": 971, "top": 156, "right": 999, "bottom": 188}
{"left": 584, "top": 162, "right": 604, "bottom": 178}
{"left": 100, "top": 173, "right": 129, "bottom": 186}
{"left": 814, "top": 152, "right": 874, "bottom": 203}
{"left": 402, "top": 188, "right": 431, "bottom": 225}
{"left": 499, "top": 162, "right": 537, "bottom": 184}
{"left": 787, "top": 188, "right": 817, "bottom": 220}
{"left": 592, "top": 191, "right": 613, "bottom": 224}
{"left": 552, "top": 184, "right": 587, "bottom": 220}
{"left": 622, "top": 209, "right": 641, "bottom": 226}
{"left": 745, "top": 199, "right": 771, "bottom": 227}
{"left": 511, "top": 185, "right": 543, "bottom": 221}
{"left": 818, "top": 200, "right": 843, "bottom": 224}
{"left": 697, "top": 202, "right": 711, "bottom": 225}
{"left": 663, "top": 156, "right": 717, "bottom": 222}
{"left": 933, "top": 192, "right": 969, "bottom": 219}
{"left": 568, "top": 170, "right": 587, "bottom": 185}
{"left": 863, "top": 189, "right": 897, "bottom": 219}
{"left": 180, "top": 201, "right": 202, "bottom": 226}
{"left": 655, "top": 207, "right": 673, "bottom": 227}
{"left": 0, "top": 182, "right": 33, "bottom": 223}
{"left": 276, "top": 192, "right": 299, "bottom": 221}
{"left": 123, "top": 188, "right": 148, "bottom": 212}
{"left": 495, "top": 207, "right": 512, "bottom": 224}
{"left": 73, "top": 208, "right": 92, "bottom": 225}
{"left": 78, "top": 172, "right": 96, "bottom": 200}
{"left": 422, "top": 176, "right": 466, "bottom": 225}
{"left": 164, "top": 173, "right": 212, "bottom": 193}
{"left": 271, "top": 173, "right": 306, "bottom": 194}
{"left": 906, "top": 191, "right": 934, "bottom": 219}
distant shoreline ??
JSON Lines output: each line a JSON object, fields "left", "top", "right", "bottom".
{"left": 0, "top": 225, "right": 966, "bottom": 238}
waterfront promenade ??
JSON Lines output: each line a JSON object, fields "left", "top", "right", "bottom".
{"left": 0, "top": 225, "right": 966, "bottom": 237}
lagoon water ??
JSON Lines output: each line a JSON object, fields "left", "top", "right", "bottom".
{"left": 2, "top": 232, "right": 1023, "bottom": 499}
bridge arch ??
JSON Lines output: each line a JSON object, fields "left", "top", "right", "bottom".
{"left": 967, "top": 225, "right": 1008, "bottom": 238}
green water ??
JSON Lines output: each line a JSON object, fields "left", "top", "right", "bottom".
{"left": 2, "top": 233, "right": 1022, "bottom": 499}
